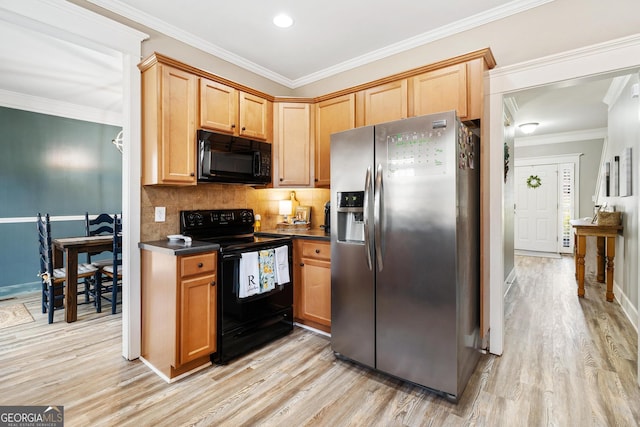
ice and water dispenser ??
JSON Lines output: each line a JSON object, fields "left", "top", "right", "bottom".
{"left": 336, "top": 191, "right": 365, "bottom": 243}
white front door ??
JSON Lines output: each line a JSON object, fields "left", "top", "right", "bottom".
{"left": 515, "top": 164, "right": 559, "bottom": 252}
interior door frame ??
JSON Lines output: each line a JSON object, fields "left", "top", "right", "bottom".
{"left": 515, "top": 154, "right": 581, "bottom": 254}
{"left": 0, "top": 1, "right": 149, "bottom": 360}
{"left": 487, "top": 34, "right": 640, "bottom": 368}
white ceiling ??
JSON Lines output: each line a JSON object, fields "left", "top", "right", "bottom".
{"left": 0, "top": 0, "right": 628, "bottom": 142}
{"left": 508, "top": 77, "right": 612, "bottom": 141}
{"left": 87, "top": 0, "right": 533, "bottom": 87}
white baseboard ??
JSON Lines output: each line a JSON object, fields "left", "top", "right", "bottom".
{"left": 614, "top": 281, "right": 639, "bottom": 334}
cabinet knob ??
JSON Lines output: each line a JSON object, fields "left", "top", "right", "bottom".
{"left": 299, "top": 263, "right": 304, "bottom": 267}
{"left": 280, "top": 178, "right": 283, "bottom": 181}
{"left": 242, "top": 126, "right": 246, "bottom": 131}
{"left": 231, "top": 124, "right": 236, "bottom": 128}
{"left": 211, "top": 281, "right": 216, "bottom": 286}
{"left": 198, "top": 262, "right": 203, "bottom": 268}
{"left": 190, "top": 172, "right": 195, "bottom": 177}
{"left": 315, "top": 249, "right": 320, "bottom": 254}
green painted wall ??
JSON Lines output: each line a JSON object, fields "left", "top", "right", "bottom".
{"left": 0, "top": 107, "right": 122, "bottom": 295}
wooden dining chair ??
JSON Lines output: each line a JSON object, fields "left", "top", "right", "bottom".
{"left": 37, "top": 213, "right": 98, "bottom": 324}
{"left": 84, "top": 212, "right": 115, "bottom": 305}
{"left": 94, "top": 214, "right": 122, "bottom": 314}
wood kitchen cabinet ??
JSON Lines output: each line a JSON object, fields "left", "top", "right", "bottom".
{"left": 294, "top": 239, "right": 331, "bottom": 332}
{"left": 199, "top": 77, "right": 272, "bottom": 141}
{"left": 141, "top": 62, "right": 197, "bottom": 185}
{"left": 141, "top": 248, "right": 217, "bottom": 380}
{"left": 357, "top": 79, "right": 408, "bottom": 127}
{"left": 273, "top": 102, "right": 313, "bottom": 187}
{"left": 410, "top": 63, "right": 468, "bottom": 119}
{"left": 315, "top": 94, "right": 355, "bottom": 187}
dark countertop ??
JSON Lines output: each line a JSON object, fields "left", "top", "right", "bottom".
{"left": 256, "top": 229, "right": 330, "bottom": 241}
{"left": 138, "top": 239, "right": 220, "bottom": 256}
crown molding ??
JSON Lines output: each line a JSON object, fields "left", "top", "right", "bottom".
{"left": 514, "top": 127, "right": 607, "bottom": 147}
{"left": 0, "top": 89, "right": 122, "bottom": 126}
{"left": 503, "top": 96, "right": 519, "bottom": 119}
{"left": 89, "top": 0, "right": 552, "bottom": 88}
{"left": 0, "top": 0, "right": 147, "bottom": 55}
{"left": 87, "top": 0, "right": 292, "bottom": 87}
{"left": 603, "top": 75, "right": 632, "bottom": 109}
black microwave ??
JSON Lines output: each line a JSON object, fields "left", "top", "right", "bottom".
{"left": 197, "top": 130, "right": 272, "bottom": 185}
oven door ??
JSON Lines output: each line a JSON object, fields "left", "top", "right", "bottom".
{"left": 213, "top": 239, "right": 293, "bottom": 364}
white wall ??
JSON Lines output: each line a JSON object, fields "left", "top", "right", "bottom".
{"left": 516, "top": 139, "right": 604, "bottom": 217}
{"left": 597, "top": 75, "right": 640, "bottom": 323}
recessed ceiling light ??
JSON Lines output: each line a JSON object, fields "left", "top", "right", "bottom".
{"left": 519, "top": 122, "right": 539, "bottom": 134}
{"left": 273, "top": 14, "right": 294, "bottom": 28}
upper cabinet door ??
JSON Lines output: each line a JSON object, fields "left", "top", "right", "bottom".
{"left": 141, "top": 62, "right": 197, "bottom": 186}
{"left": 161, "top": 66, "right": 197, "bottom": 184}
{"left": 411, "top": 63, "right": 468, "bottom": 119}
{"left": 274, "top": 102, "right": 312, "bottom": 187}
{"left": 199, "top": 78, "right": 238, "bottom": 134}
{"left": 315, "top": 94, "right": 355, "bottom": 187}
{"left": 239, "top": 91, "right": 272, "bottom": 141}
{"left": 363, "top": 79, "right": 408, "bottom": 126}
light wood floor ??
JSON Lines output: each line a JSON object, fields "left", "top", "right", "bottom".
{"left": 0, "top": 255, "right": 638, "bottom": 426}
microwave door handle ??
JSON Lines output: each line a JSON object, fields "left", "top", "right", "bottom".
{"left": 253, "top": 151, "right": 261, "bottom": 177}
{"left": 200, "top": 140, "right": 212, "bottom": 176}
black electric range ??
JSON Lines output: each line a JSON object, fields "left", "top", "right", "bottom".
{"left": 180, "top": 209, "right": 293, "bottom": 364}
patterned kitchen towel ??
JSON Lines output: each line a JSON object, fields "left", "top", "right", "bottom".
{"left": 239, "top": 251, "right": 260, "bottom": 298}
{"left": 274, "top": 245, "right": 290, "bottom": 285}
{"left": 258, "top": 249, "right": 276, "bottom": 292}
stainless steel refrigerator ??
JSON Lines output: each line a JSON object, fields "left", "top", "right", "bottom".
{"left": 330, "top": 111, "right": 480, "bottom": 400}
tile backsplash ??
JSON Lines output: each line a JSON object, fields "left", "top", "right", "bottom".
{"left": 141, "top": 185, "right": 330, "bottom": 241}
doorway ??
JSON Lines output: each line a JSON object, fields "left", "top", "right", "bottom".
{"left": 514, "top": 163, "right": 559, "bottom": 253}
{"left": 487, "top": 35, "right": 640, "bottom": 373}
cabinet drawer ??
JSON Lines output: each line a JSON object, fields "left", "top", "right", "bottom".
{"left": 180, "top": 252, "right": 217, "bottom": 277}
{"left": 301, "top": 241, "right": 330, "bottom": 261}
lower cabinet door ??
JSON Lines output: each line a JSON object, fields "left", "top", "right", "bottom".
{"left": 178, "top": 273, "right": 217, "bottom": 366}
{"left": 300, "top": 258, "right": 331, "bottom": 327}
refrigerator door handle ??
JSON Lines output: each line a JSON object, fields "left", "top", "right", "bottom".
{"left": 364, "top": 166, "right": 373, "bottom": 271}
{"left": 374, "top": 163, "right": 384, "bottom": 271}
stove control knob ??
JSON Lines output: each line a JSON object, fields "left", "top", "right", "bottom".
{"left": 240, "top": 210, "right": 253, "bottom": 223}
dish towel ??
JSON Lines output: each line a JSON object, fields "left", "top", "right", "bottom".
{"left": 259, "top": 249, "right": 276, "bottom": 292}
{"left": 239, "top": 251, "right": 260, "bottom": 298}
{"left": 274, "top": 245, "right": 290, "bottom": 285}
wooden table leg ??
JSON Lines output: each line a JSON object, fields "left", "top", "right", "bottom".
{"left": 64, "top": 248, "right": 79, "bottom": 322}
{"left": 605, "top": 236, "right": 616, "bottom": 302}
{"left": 596, "top": 236, "right": 605, "bottom": 282}
{"left": 573, "top": 232, "right": 577, "bottom": 280}
{"left": 576, "top": 235, "right": 586, "bottom": 297}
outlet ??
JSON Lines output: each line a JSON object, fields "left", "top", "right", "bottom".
{"left": 155, "top": 206, "right": 166, "bottom": 222}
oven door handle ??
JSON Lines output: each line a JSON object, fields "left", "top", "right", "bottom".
{"left": 222, "top": 253, "right": 243, "bottom": 261}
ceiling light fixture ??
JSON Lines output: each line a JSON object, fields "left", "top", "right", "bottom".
{"left": 519, "top": 122, "right": 539, "bottom": 134}
{"left": 273, "top": 14, "right": 294, "bottom": 28}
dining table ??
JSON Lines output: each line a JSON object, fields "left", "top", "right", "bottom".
{"left": 52, "top": 235, "right": 113, "bottom": 322}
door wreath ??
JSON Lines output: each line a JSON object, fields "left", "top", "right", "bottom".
{"left": 526, "top": 175, "right": 542, "bottom": 189}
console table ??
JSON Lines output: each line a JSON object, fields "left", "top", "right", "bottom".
{"left": 570, "top": 219, "right": 623, "bottom": 302}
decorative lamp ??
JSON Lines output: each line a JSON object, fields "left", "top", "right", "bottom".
{"left": 279, "top": 200, "right": 293, "bottom": 223}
